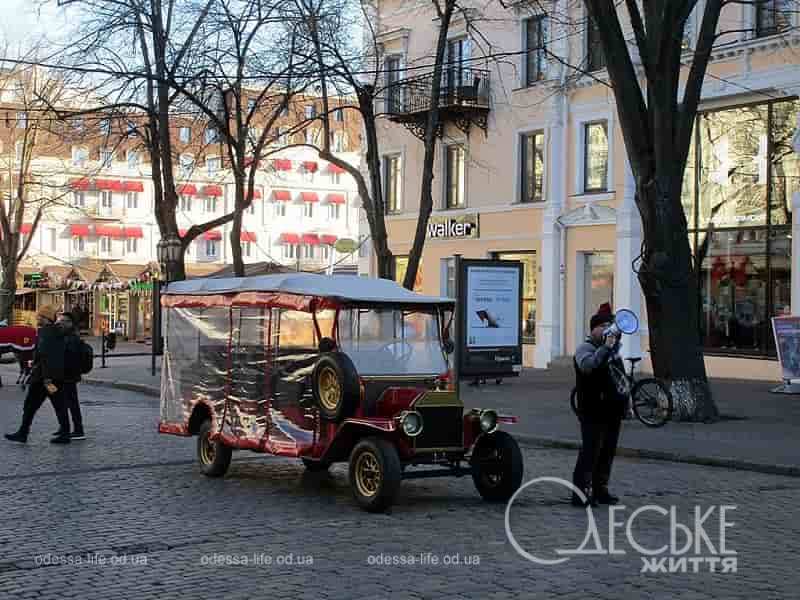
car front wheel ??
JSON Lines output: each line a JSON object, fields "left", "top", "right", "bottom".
{"left": 470, "top": 431, "right": 523, "bottom": 502}
{"left": 197, "top": 419, "right": 232, "bottom": 477}
{"left": 348, "top": 437, "right": 402, "bottom": 512}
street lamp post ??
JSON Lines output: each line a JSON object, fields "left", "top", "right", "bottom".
{"left": 154, "top": 235, "right": 182, "bottom": 375}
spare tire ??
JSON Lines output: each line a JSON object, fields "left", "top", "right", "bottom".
{"left": 312, "top": 352, "right": 360, "bottom": 422}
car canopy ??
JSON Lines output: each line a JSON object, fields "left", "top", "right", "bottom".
{"left": 163, "top": 273, "right": 455, "bottom": 308}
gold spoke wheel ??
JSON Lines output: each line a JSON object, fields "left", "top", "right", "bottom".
{"left": 354, "top": 451, "right": 382, "bottom": 497}
{"left": 318, "top": 366, "right": 342, "bottom": 412}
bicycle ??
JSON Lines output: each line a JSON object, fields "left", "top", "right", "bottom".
{"left": 570, "top": 357, "right": 673, "bottom": 427}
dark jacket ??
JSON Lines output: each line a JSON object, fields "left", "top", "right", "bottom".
{"left": 30, "top": 323, "right": 66, "bottom": 384}
{"left": 573, "top": 338, "right": 625, "bottom": 422}
{"left": 62, "top": 329, "right": 83, "bottom": 384}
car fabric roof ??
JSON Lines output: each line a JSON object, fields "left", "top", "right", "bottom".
{"left": 164, "top": 273, "right": 455, "bottom": 306}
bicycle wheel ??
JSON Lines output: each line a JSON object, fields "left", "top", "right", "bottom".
{"left": 631, "top": 378, "right": 672, "bottom": 427}
{"left": 570, "top": 387, "right": 579, "bottom": 417}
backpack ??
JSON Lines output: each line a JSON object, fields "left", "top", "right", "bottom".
{"left": 79, "top": 340, "right": 94, "bottom": 374}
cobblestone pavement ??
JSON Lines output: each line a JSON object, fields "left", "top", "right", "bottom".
{"left": 0, "top": 383, "right": 798, "bottom": 599}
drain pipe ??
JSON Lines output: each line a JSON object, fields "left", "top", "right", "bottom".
{"left": 555, "top": 216, "right": 567, "bottom": 357}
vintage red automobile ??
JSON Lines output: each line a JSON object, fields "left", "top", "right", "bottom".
{"left": 158, "top": 274, "right": 523, "bottom": 511}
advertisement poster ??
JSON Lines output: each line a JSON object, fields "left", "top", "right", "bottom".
{"left": 465, "top": 265, "right": 520, "bottom": 348}
{"left": 772, "top": 317, "right": 800, "bottom": 381}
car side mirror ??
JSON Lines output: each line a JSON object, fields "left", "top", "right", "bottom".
{"left": 442, "top": 339, "right": 455, "bottom": 355}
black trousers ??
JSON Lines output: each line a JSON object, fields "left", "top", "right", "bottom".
{"left": 20, "top": 381, "right": 69, "bottom": 435}
{"left": 62, "top": 382, "right": 83, "bottom": 433}
{"left": 572, "top": 416, "right": 622, "bottom": 494}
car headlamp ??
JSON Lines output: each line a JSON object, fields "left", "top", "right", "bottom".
{"left": 479, "top": 409, "right": 498, "bottom": 433}
{"left": 399, "top": 411, "right": 424, "bottom": 437}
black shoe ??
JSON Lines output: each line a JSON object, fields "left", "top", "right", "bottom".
{"left": 50, "top": 435, "right": 71, "bottom": 444}
{"left": 70, "top": 431, "right": 86, "bottom": 441}
{"left": 5, "top": 431, "right": 27, "bottom": 444}
{"left": 52, "top": 430, "right": 70, "bottom": 437}
{"left": 595, "top": 489, "right": 619, "bottom": 505}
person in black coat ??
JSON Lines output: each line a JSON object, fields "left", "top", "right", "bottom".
{"left": 571, "top": 305, "right": 625, "bottom": 507}
{"left": 56, "top": 311, "right": 85, "bottom": 440}
{"left": 5, "top": 305, "right": 71, "bottom": 444}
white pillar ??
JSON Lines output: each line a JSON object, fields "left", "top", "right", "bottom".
{"left": 614, "top": 159, "right": 643, "bottom": 360}
{"left": 535, "top": 92, "right": 567, "bottom": 368}
{"left": 792, "top": 191, "right": 800, "bottom": 316}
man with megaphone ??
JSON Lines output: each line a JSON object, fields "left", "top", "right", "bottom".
{"left": 571, "top": 303, "right": 625, "bottom": 507}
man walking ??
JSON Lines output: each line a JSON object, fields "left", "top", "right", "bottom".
{"left": 5, "top": 305, "right": 71, "bottom": 444}
{"left": 57, "top": 311, "right": 85, "bottom": 440}
{"left": 571, "top": 304, "right": 625, "bottom": 507}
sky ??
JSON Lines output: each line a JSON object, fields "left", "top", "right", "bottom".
{"left": 1, "top": 0, "right": 65, "bottom": 55}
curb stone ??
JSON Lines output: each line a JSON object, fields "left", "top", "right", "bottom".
{"left": 82, "top": 380, "right": 800, "bottom": 479}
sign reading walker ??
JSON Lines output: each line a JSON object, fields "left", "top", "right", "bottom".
{"left": 455, "top": 258, "right": 522, "bottom": 378}
{"left": 772, "top": 316, "right": 800, "bottom": 382}
{"left": 427, "top": 214, "right": 479, "bottom": 239}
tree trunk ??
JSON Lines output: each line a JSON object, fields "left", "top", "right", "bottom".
{"left": 637, "top": 183, "right": 719, "bottom": 422}
{"left": 230, "top": 185, "right": 245, "bottom": 278}
{"left": 0, "top": 257, "right": 17, "bottom": 323}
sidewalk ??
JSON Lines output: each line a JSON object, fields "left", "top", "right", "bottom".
{"left": 9, "top": 356, "right": 798, "bottom": 476}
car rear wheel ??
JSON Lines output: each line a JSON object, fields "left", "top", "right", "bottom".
{"left": 348, "top": 437, "right": 402, "bottom": 512}
{"left": 471, "top": 431, "right": 523, "bottom": 502}
{"left": 197, "top": 419, "right": 232, "bottom": 477}
{"left": 312, "top": 353, "right": 359, "bottom": 422}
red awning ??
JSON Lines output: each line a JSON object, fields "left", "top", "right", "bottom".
{"left": 273, "top": 190, "right": 291, "bottom": 202}
{"left": 328, "top": 164, "right": 346, "bottom": 174}
{"left": 96, "top": 179, "right": 123, "bottom": 192}
{"left": 123, "top": 226, "right": 144, "bottom": 238}
{"left": 280, "top": 233, "right": 300, "bottom": 244}
{"left": 240, "top": 231, "right": 257, "bottom": 242}
{"left": 70, "top": 224, "right": 90, "bottom": 237}
{"left": 203, "top": 185, "right": 223, "bottom": 197}
{"left": 123, "top": 181, "right": 144, "bottom": 192}
{"left": 248, "top": 189, "right": 262, "bottom": 199}
{"left": 301, "top": 192, "right": 318, "bottom": 203}
{"left": 320, "top": 234, "right": 338, "bottom": 245}
{"left": 273, "top": 159, "right": 292, "bottom": 171}
{"left": 303, "top": 161, "right": 318, "bottom": 173}
{"left": 327, "top": 193, "right": 346, "bottom": 205}
{"left": 302, "top": 233, "right": 320, "bottom": 245}
{"left": 19, "top": 223, "right": 33, "bottom": 234}
{"left": 95, "top": 225, "right": 122, "bottom": 238}
{"left": 177, "top": 184, "right": 197, "bottom": 196}
{"left": 204, "top": 230, "right": 222, "bottom": 240}
{"left": 69, "top": 178, "right": 91, "bottom": 191}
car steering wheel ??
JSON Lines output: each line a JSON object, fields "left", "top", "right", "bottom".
{"left": 380, "top": 340, "right": 414, "bottom": 362}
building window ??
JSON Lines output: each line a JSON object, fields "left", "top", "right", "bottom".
{"left": 305, "top": 104, "right": 316, "bottom": 119}
{"left": 441, "top": 257, "right": 456, "bottom": 298}
{"left": 204, "top": 126, "right": 219, "bottom": 144}
{"left": 126, "top": 237, "right": 138, "bottom": 254}
{"left": 247, "top": 201, "right": 255, "bottom": 215}
{"left": 385, "top": 56, "right": 402, "bottom": 112}
{"left": 586, "top": 16, "right": 606, "bottom": 72}
{"left": 247, "top": 98, "right": 257, "bottom": 113}
{"left": 72, "top": 147, "right": 88, "bottom": 167}
{"left": 205, "top": 239, "right": 219, "bottom": 257}
{"left": 328, "top": 204, "right": 341, "bottom": 220}
{"left": 127, "top": 151, "right": 139, "bottom": 170}
{"left": 100, "top": 190, "right": 113, "bottom": 209}
{"left": 383, "top": 154, "right": 402, "bottom": 213}
{"left": 445, "top": 144, "right": 466, "bottom": 209}
{"left": 302, "top": 244, "right": 314, "bottom": 259}
{"left": 446, "top": 37, "right": 470, "bottom": 91}
{"left": 126, "top": 192, "right": 138, "bottom": 210}
{"left": 756, "top": 1, "right": 793, "bottom": 37}
{"left": 583, "top": 121, "right": 609, "bottom": 192}
{"left": 16, "top": 112, "right": 28, "bottom": 129}
{"left": 243, "top": 241, "right": 252, "bottom": 257}
{"left": 331, "top": 171, "right": 342, "bottom": 185}
{"left": 180, "top": 155, "right": 194, "bottom": 178}
{"left": 303, "top": 202, "right": 314, "bottom": 218}
{"left": 99, "top": 119, "right": 111, "bottom": 135}
{"left": 524, "top": 15, "right": 547, "bottom": 86}
{"left": 206, "top": 156, "right": 220, "bottom": 176}
{"left": 15, "top": 141, "right": 23, "bottom": 163}
{"left": 333, "top": 131, "right": 347, "bottom": 152}
{"left": 179, "top": 126, "right": 191, "bottom": 143}
{"left": 100, "top": 150, "right": 114, "bottom": 169}
{"left": 520, "top": 131, "right": 545, "bottom": 203}
{"left": 72, "top": 237, "right": 85, "bottom": 253}
{"left": 681, "top": 99, "right": 798, "bottom": 357}
{"left": 334, "top": 108, "right": 344, "bottom": 122}
{"left": 99, "top": 236, "right": 112, "bottom": 255}
{"left": 179, "top": 195, "right": 191, "bottom": 212}
{"left": 282, "top": 243, "right": 296, "bottom": 259}
{"left": 493, "top": 251, "right": 538, "bottom": 343}
{"left": 391, "top": 255, "right": 422, "bottom": 291}
{"left": 274, "top": 202, "right": 287, "bottom": 217}
{"left": 72, "top": 191, "right": 86, "bottom": 208}
{"left": 48, "top": 228, "right": 57, "bottom": 253}
{"left": 204, "top": 197, "right": 217, "bottom": 213}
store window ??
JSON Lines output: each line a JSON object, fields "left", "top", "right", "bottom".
{"left": 682, "top": 98, "right": 797, "bottom": 356}
{"left": 493, "top": 252, "right": 538, "bottom": 343}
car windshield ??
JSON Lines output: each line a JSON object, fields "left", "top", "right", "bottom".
{"left": 337, "top": 307, "right": 448, "bottom": 376}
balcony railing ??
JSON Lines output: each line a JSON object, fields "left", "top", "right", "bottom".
{"left": 385, "top": 67, "right": 490, "bottom": 136}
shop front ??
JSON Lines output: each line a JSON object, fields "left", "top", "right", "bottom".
{"left": 92, "top": 263, "right": 158, "bottom": 339}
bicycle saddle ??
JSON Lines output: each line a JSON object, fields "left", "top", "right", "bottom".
{"left": 625, "top": 357, "right": 643, "bottom": 364}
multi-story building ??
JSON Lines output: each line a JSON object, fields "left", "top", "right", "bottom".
{"left": 362, "top": 1, "right": 800, "bottom": 379}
